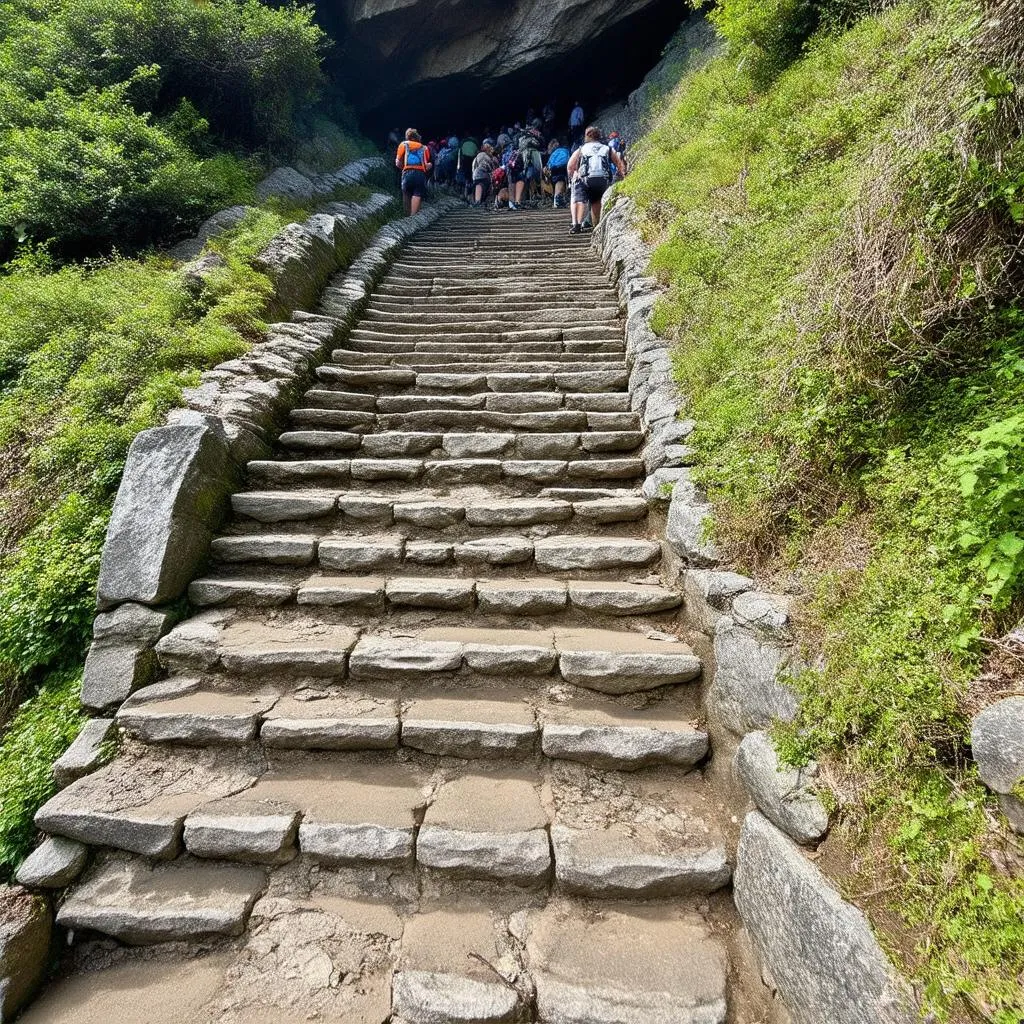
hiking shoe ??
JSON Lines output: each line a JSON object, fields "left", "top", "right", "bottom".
{"left": 508, "top": 202, "right": 520, "bottom": 211}
{"left": 569, "top": 225, "right": 582, "bottom": 235}
{"left": 581, "top": 224, "right": 593, "bottom": 233}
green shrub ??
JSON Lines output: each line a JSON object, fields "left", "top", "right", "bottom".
{"left": 0, "top": 0, "right": 329, "bottom": 253}
{"left": 0, "top": 671, "right": 84, "bottom": 874}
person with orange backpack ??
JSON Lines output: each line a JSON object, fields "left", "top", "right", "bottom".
{"left": 395, "top": 128, "right": 433, "bottom": 216}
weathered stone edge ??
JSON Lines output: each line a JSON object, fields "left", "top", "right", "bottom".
{"left": 592, "top": 193, "right": 915, "bottom": 1024}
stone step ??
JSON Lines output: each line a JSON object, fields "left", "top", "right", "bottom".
{"left": 56, "top": 856, "right": 266, "bottom": 944}
{"left": 364, "top": 299, "right": 621, "bottom": 315}
{"left": 116, "top": 678, "right": 708, "bottom": 770}
{"left": 280, "top": 427, "right": 644, "bottom": 458}
{"left": 359, "top": 307, "right": 621, "bottom": 325}
{"left": 154, "top": 614, "right": 701, "bottom": 694}
{"left": 330, "top": 350, "right": 624, "bottom": 369}
{"left": 211, "top": 532, "right": 663, "bottom": 575}
{"left": 348, "top": 322, "right": 620, "bottom": 339}
{"left": 41, "top": 754, "right": 726, "bottom": 897}
{"left": 299, "top": 389, "right": 632, "bottom": 415}
{"left": 338, "top": 338, "right": 624, "bottom": 355}
{"left": 525, "top": 902, "right": 729, "bottom": 1024}
{"left": 316, "top": 366, "right": 628, "bottom": 394}
{"left": 187, "top": 572, "right": 680, "bottom": 617}
{"left": 374, "top": 283, "right": 618, "bottom": 301}
{"left": 230, "top": 489, "right": 648, "bottom": 528}
{"left": 247, "top": 455, "right": 643, "bottom": 488}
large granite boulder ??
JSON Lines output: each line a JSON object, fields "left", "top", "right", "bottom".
{"left": 0, "top": 885, "right": 51, "bottom": 1020}
{"left": 971, "top": 695, "right": 1024, "bottom": 833}
{"left": 96, "top": 424, "right": 233, "bottom": 609}
{"left": 734, "top": 813, "right": 916, "bottom": 1024}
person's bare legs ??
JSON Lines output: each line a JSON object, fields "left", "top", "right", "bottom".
{"left": 410, "top": 195, "right": 422, "bottom": 215}
{"left": 475, "top": 182, "right": 484, "bottom": 204}
{"left": 403, "top": 192, "right": 412, "bottom": 215}
{"left": 515, "top": 181, "right": 526, "bottom": 206}
{"left": 591, "top": 199, "right": 603, "bottom": 227}
{"left": 572, "top": 201, "right": 586, "bottom": 226}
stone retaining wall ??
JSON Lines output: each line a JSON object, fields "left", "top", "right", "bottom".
{"left": 593, "top": 193, "right": 918, "bottom": 1024}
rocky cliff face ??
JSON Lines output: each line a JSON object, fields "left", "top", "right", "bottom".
{"left": 328, "top": 0, "right": 686, "bottom": 131}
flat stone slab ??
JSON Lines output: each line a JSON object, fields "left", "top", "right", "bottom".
{"left": 58, "top": 857, "right": 265, "bottom": 944}
{"left": 401, "top": 694, "right": 537, "bottom": 759}
{"left": 476, "top": 578, "right": 568, "bottom": 615}
{"left": 554, "top": 629, "right": 702, "bottom": 693}
{"left": 117, "top": 686, "right": 275, "bottom": 745}
{"left": 419, "top": 772, "right": 550, "bottom": 884}
{"left": 541, "top": 703, "right": 708, "bottom": 770}
{"left": 261, "top": 689, "right": 399, "bottom": 750}
{"left": 53, "top": 718, "right": 115, "bottom": 787}
{"left": 211, "top": 534, "right": 317, "bottom": 566}
{"left": 525, "top": 901, "right": 727, "bottom": 1024}
{"left": 296, "top": 575, "right": 386, "bottom": 608}
{"left": 253, "top": 761, "right": 425, "bottom": 866}
{"left": 319, "top": 534, "right": 405, "bottom": 571}
{"left": 220, "top": 619, "right": 359, "bottom": 676}
{"left": 349, "top": 636, "right": 464, "bottom": 678}
{"left": 566, "top": 581, "right": 681, "bottom": 616}
{"left": 395, "top": 903, "right": 525, "bottom": 1023}
{"left": 184, "top": 796, "right": 300, "bottom": 865}
{"left": 533, "top": 536, "right": 661, "bottom": 571}
{"left": 551, "top": 825, "right": 731, "bottom": 897}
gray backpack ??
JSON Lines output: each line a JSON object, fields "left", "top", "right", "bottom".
{"left": 579, "top": 142, "right": 611, "bottom": 182}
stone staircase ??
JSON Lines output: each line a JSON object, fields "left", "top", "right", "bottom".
{"left": 34, "top": 209, "right": 743, "bottom": 1023}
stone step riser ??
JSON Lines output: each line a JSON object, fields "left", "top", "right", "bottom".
{"left": 315, "top": 368, "right": 629, "bottom": 394}
{"left": 338, "top": 339, "right": 625, "bottom": 355}
{"left": 364, "top": 302, "right": 620, "bottom": 315}
{"left": 372, "top": 285, "right": 618, "bottom": 300}
{"left": 210, "top": 534, "right": 664, "bottom": 576}
{"left": 346, "top": 325, "right": 620, "bottom": 341}
{"left": 279, "top": 426, "right": 643, "bottom": 456}
{"left": 331, "top": 351, "right": 624, "bottom": 368}
{"left": 187, "top": 574, "right": 680, "bottom": 617}
{"left": 300, "top": 390, "right": 632, "bottom": 415}
{"left": 230, "top": 492, "right": 649, "bottom": 530}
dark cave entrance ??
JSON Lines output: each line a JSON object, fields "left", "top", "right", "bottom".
{"left": 330, "top": 1, "right": 688, "bottom": 147}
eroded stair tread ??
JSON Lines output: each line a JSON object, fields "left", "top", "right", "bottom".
{"left": 56, "top": 856, "right": 266, "bottom": 944}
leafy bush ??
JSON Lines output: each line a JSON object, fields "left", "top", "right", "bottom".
{"left": 700, "top": 0, "right": 885, "bottom": 81}
{"left": 0, "top": 0, "right": 329, "bottom": 253}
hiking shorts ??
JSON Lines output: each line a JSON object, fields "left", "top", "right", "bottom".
{"left": 402, "top": 170, "right": 428, "bottom": 198}
{"left": 472, "top": 177, "right": 491, "bottom": 199}
{"left": 572, "top": 176, "right": 609, "bottom": 205}
{"left": 550, "top": 168, "right": 568, "bottom": 186}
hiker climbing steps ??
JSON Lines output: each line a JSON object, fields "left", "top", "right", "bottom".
{"left": 34, "top": 208, "right": 734, "bottom": 1022}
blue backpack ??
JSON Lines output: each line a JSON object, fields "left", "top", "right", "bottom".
{"left": 549, "top": 147, "right": 570, "bottom": 170}
{"left": 403, "top": 143, "right": 426, "bottom": 169}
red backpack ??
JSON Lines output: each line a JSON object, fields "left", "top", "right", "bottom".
{"left": 491, "top": 166, "right": 507, "bottom": 190}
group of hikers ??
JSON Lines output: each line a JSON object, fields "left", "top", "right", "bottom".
{"left": 390, "top": 103, "right": 628, "bottom": 234}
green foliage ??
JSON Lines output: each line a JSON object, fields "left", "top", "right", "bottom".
{"left": 627, "top": 0, "right": 1024, "bottom": 1016}
{"left": 698, "top": 0, "right": 879, "bottom": 82}
{"left": 0, "top": 0, "right": 329, "bottom": 253}
{"left": 0, "top": 671, "right": 84, "bottom": 873}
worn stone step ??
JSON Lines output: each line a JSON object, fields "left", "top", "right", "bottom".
{"left": 280, "top": 428, "right": 643, "bottom": 459}
{"left": 358, "top": 309, "right": 621, "bottom": 328}
{"left": 340, "top": 337, "right": 624, "bottom": 355}
{"left": 393, "top": 904, "right": 529, "bottom": 1024}
{"left": 154, "top": 615, "right": 701, "bottom": 694}
{"left": 365, "top": 299, "right": 620, "bottom": 315}
{"left": 210, "top": 532, "right": 661, "bottom": 575}
{"left": 57, "top": 857, "right": 266, "bottom": 944}
{"left": 525, "top": 902, "right": 728, "bottom": 1024}
{"left": 417, "top": 770, "right": 551, "bottom": 886}
{"left": 329, "top": 358, "right": 624, "bottom": 377}
{"left": 187, "top": 572, "right": 680, "bottom": 617}
{"left": 316, "top": 366, "right": 628, "bottom": 394}
{"left": 231, "top": 490, "right": 648, "bottom": 528}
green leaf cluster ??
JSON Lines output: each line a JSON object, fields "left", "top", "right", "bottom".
{"left": 0, "top": 0, "right": 329, "bottom": 253}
